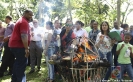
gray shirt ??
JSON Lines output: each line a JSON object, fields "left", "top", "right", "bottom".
{"left": 4, "top": 22, "right": 14, "bottom": 37}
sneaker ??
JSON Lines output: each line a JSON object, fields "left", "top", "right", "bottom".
{"left": 28, "top": 70, "right": 35, "bottom": 74}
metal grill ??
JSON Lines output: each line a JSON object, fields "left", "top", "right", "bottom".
{"left": 52, "top": 37, "right": 110, "bottom": 82}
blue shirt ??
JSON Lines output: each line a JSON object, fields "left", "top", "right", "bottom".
{"left": 4, "top": 22, "right": 14, "bottom": 37}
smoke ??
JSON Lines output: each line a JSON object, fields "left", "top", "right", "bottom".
{"left": 36, "top": 0, "right": 66, "bottom": 27}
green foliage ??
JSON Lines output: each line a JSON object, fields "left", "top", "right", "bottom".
{"left": 0, "top": 1, "right": 8, "bottom": 21}
{"left": 0, "top": 0, "right": 133, "bottom": 25}
{"left": 0, "top": 0, "right": 38, "bottom": 21}
{"left": 74, "top": 0, "right": 110, "bottom": 26}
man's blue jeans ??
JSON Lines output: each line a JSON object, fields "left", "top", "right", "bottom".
{"left": 10, "top": 48, "right": 27, "bottom": 82}
{"left": 99, "top": 50, "right": 113, "bottom": 80}
{"left": 46, "top": 47, "right": 55, "bottom": 80}
{"left": 118, "top": 63, "right": 133, "bottom": 81}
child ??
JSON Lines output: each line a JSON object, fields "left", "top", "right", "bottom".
{"left": 116, "top": 32, "right": 133, "bottom": 81}
{"left": 120, "top": 24, "right": 129, "bottom": 41}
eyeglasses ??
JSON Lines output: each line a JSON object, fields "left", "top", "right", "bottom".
{"left": 65, "top": 24, "right": 73, "bottom": 27}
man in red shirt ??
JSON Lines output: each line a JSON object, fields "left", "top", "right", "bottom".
{"left": 9, "top": 10, "right": 33, "bottom": 82}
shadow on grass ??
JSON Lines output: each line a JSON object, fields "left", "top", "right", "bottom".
{"left": 0, "top": 75, "right": 11, "bottom": 82}
{"left": 0, "top": 62, "right": 48, "bottom": 82}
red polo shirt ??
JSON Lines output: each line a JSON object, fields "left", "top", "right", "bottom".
{"left": 9, "top": 17, "right": 30, "bottom": 48}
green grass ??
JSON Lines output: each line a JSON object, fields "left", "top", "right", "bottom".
{"left": 0, "top": 58, "right": 131, "bottom": 82}
{"left": 0, "top": 58, "right": 48, "bottom": 82}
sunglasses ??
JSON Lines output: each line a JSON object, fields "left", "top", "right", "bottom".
{"left": 65, "top": 24, "right": 73, "bottom": 27}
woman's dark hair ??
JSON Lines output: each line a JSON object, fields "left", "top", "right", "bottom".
{"left": 46, "top": 21, "right": 54, "bottom": 30}
{"left": 121, "top": 24, "right": 129, "bottom": 29}
{"left": 76, "top": 21, "right": 84, "bottom": 27}
{"left": 100, "top": 21, "right": 110, "bottom": 34}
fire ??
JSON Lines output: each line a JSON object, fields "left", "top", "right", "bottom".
{"left": 73, "top": 38, "right": 97, "bottom": 62}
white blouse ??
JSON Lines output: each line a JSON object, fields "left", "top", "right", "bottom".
{"left": 95, "top": 32, "right": 112, "bottom": 53}
{"left": 42, "top": 29, "right": 53, "bottom": 49}
{"left": 73, "top": 28, "right": 88, "bottom": 38}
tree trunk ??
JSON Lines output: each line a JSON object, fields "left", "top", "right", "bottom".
{"left": 117, "top": 0, "right": 121, "bottom": 27}
{"left": 68, "top": 0, "right": 72, "bottom": 20}
{"left": 10, "top": 0, "right": 13, "bottom": 17}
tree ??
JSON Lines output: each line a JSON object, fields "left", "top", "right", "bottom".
{"left": 0, "top": 0, "right": 38, "bottom": 21}
{"left": 74, "top": 0, "right": 109, "bottom": 26}
{"left": 117, "top": 0, "right": 121, "bottom": 27}
{"left": 0, "top": 1, "right": 9, "bottom": 21}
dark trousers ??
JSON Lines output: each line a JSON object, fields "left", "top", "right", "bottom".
{"left": 112, "top": 44, "right": 118, "bottom": 66}
{"left": 0, "top": 42, "right": 15, "bottom": 76}
{"left": 10, "top": 48, "right": 27, "bottom": 82}
{"left": 54, "top": 46, "right": 59, "bottom": 73}
{"left": 29, "top": 41, "right": 42, "bottom": 70}
{"left": 131, "top": 58, "right": 133, "bottom": 68}
{"left": 0, "top": 43, "right": 3, "bottom": 60}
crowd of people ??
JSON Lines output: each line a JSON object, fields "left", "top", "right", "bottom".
{"left": 0, "top": 9, "right": 132, "bottom": 82}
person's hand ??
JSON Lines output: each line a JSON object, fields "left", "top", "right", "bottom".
{"left": 99, "top": 35, "right": 104, "bottom": 42}
{"left": 31, "top": 33, "right": 34, "bottom": 37}
{"left": 3, "top": 37, "right": 9, "bottom": 42}
{"left": 111, "top": 39, "right": 116, "bottom": 44}
{"left": 128, "top": 47, "right": 132, "bottom": 52}
{"left": 121, "top": 44, "right": 124, "bottom": 49}
{"left": 56, "top": 35, "right": 60, "bottom": 40}
{"left": 25, "top": 49, "right": 29, "bottom": 58}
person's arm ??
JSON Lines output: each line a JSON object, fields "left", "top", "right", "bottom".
{"left": 116, "top": 44, "right": 124, "bottom": 56}
{"left": 128, "top": 47, "right": 133, "bottom": 58}
{"left": 21, "top": 34, "right": 28, "bottom": 49}
{"left": 83, "top": 30, "right": 88, "bottom": 38}
{"left": 95, "top": 34, "right": 103, "bottom": 48}
{"left": 20, "top": 22, "right": 29, "bottom": 58}
{"left": 130, "top": 48, "right": 133, "bottom": 58}
{"left": 44, "top": 33, "right": 52, "bottom": 54}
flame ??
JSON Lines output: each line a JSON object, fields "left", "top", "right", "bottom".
{"left": 73, "top": 38, "right": 97, "bottom": 62}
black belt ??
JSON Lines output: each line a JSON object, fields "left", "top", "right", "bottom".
{"left": 31, "top": 41, "right": 41, "bottom": 42}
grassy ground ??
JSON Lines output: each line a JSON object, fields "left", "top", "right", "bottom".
{"left": 0, "top": 58, "right": 131, "bottom": 82}
{"left": 0, "top": 58, "right": 49, "bottom": 82}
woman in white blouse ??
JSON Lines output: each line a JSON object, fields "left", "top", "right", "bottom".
{"left": 43, "top": 21, "right": 55, "bottom": 82}
{"left": 95, "top": 21, "right": 116, "bottom": 81}
{"left": 73, "top": 21, "right": 88, "bottom": 38}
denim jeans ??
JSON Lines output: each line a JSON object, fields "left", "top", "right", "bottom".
{"left": 99, "top": 50, "right": 113, "bottom": 80}
{"left": 10, "top": 48, "right": 27, "bottom": 82}
{"left": 54, "top": 46, "right": 59, "bottom": 54}
{"left": 118, "top": 63, "right": 133, "bottom": 81}
{"left": 46, "top": 47, "right": 55, "bottom": 80}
